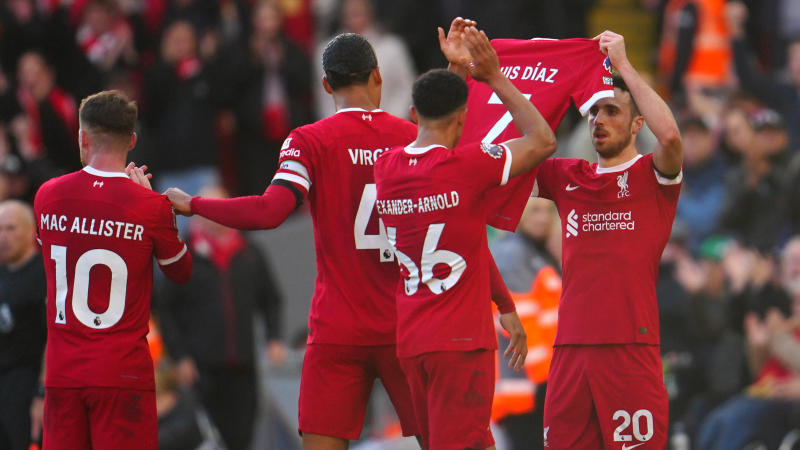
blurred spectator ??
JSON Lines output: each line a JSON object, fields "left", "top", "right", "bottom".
{"left": 675, "top": 116, "right": 727, "bottom": 251}
{"left": 224, "top": 0, "right": 313, "bottom": 195}
{"left": 75, "top": 0, "right": 138, "bottom": 76}
{"left": 490, "top": 197, "right": 560, "bottom": 293}
{"left": 141, "top": 20, "right": 228, "bottom": 231}
{"left": 314, "top": 0, "right": 415, "bottom": 119}
{"left": 658, "top": 233, "right": 747, "bottom": 440}
{"left": 162, "top": 0, "right": 220, "bottom": 37}
{"left": 154, "top": 185, "right": 286, "bottom": 450}
{"left": 15, "top": 52, "right": 79, "bottom": 173}
{"left": 718, "top": 107, "right": 790, "bottom": 252}
{"left": 657, "top": 0, "right": 732, "bottom": 101}
{"left": 0, "top": 200, "right": 46, "bottom": 450}
{"left": 696, "top": 237, "right": 800, "bottom": 449}
{"left": 727, "top": 1, "right": 800, "bottom": 153}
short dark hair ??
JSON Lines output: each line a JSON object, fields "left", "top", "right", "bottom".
{"left": 412, "top": 69, "right": 468, "bottom": 119}
{"left": 612, "top": 73, "right": 640, "bottom": 117}
{"left": 79, "top": 90, "right": 137, "bottom": 137}
{"left": 322, "top": 33, "right": 377, "bottom": 90}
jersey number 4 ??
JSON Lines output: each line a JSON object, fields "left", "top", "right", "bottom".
{"left": 386, "top": 224, "right": 466, "bottom": 295}
{"left": 50, "top": 245, "right": 127, "bottom": 329}
{"left": 354, "top": 184, "right": 394, "bottom": 262}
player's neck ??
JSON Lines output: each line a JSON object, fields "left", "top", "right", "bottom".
{"left": 85, "top": 150, "right": 128, "bottom": 174}
{"left": 333, "top": 88, "right": 378, "bottom": 112}
{"left": 596, "top": 145, "right": 639, "bottom": 169}
{"left": 413, "top": 127, "right": 456, "bottom": 149}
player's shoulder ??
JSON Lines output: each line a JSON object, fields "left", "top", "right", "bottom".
{"left": 374, "top": 145, "right": 406, "bottom": 169}
{"left": 34, "top": 170, "right": 82, "bottom": 204}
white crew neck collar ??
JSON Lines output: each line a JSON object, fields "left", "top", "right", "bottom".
{"left": 403, "top": 144, "right": 446, "bottom": 155}
{"left": 336, "top": 108, "right": 384, "bottom": 114}
{"left": 596, "top": 154, "right": 643, "bottom": 174}
{"left": 82, "top": 166, "right": 130, "bottom": 178}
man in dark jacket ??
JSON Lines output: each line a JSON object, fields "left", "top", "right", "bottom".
{"left": 155, "top": 186, "right": 285, "bottom": 450}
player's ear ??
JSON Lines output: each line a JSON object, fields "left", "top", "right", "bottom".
{"left": 410, "top": 107, "right": 419, "bottom": 124}
{"left": 322, "top": 77, "right": 333, "bottom": 94}
{"left": 631, "top": 115, "right": 644, "bottom": 136}
{"left": 79, "top": 128, "right": 89, "bottom": 150}
{"left": 128, "top": 132, "right": 138, "bottom": 151}
{"left": 371, "top": 67, "right": 382, "bottom": 86}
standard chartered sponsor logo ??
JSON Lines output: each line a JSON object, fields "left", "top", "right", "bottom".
{"left": 565, "top": 209, "right": 635, "bottom": 237}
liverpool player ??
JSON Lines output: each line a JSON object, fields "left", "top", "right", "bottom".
{"left": 374, "top": 27, "right": 555, "bottom": 449}
{"left": 163, "top": 33, "right": 421, "bottom": 449}
{"left": 537, "top": 31, "right": 683, "bottom": 449}
{"left": 33, "top": 90, "right": 192, "bottom": 450}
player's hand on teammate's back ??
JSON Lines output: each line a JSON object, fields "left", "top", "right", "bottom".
{"left": 462, "top": 26, "right": 501, "bottom": 83}
{"left": 499, "top": 311, "right": 527, "bottom": 371}
{"left": 125, "top": 162, "right": 153, "bottom": 190}
{"left": 165, "top": 187, "right": 193, "bottom": 216}
{"left": 437, "top": 17, "right": 476, "bottom": 67}
{"left": 593, "top": 30, "right": 629, "bottom": 70}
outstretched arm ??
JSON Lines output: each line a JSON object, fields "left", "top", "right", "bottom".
{"left": 463, "top": 26, "right": 556, "bottom": 177}
{"left": 164, "top": 183, "right": 299, "bottom": 230}
{"left": 596, "top": 30, "right": 682, "bottom": 177}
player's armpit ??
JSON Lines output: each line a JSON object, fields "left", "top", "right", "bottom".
{"left": 158, "top": 246, "right": 192, "bottom": 284}
{"left": 190, "top": 183, "right": 300, "bottom": 230}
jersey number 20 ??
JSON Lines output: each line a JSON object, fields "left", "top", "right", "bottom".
{"left": 50, "top": 245, "right": 127, "bottom": 329}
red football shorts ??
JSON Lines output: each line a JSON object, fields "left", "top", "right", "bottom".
{"left": 43, "top": 386, "right": 156, "bottom": 450}
{"left": 400, "top": 349, "right": 495, "bottom": 450}
{"left": 543, "top": 344, "right": 668, "bottom": 450}
{"left": 298, "top": 343, "right": 418, "bottom": 440}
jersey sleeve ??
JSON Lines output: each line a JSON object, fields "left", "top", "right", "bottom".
{"left": 533, "top": 158, "right": 558, "bottom": 200}
{"left": 457, "top": 142, "right": 512, "bottom": 190}
{"left": 572, "top": 45, "right": 615, "bottom": 116}
{"left": 152, "top": 197, "right": 191, "bottom": 282}
{"left": 271, "top": 131, "right": 313, "bottom": 197}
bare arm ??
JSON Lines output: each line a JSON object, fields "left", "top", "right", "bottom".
{"left": 463, "top": 27, "right": 556, "bottom": 178}
{"left": 596, "top": 31, "right": 682, "bottom": 176}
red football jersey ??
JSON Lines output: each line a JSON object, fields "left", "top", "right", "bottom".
{"left": 459, "top": 38, "right": 614, "bottom": 231}
{"left": 34, "top": 166, "right": 188, "bottom": 389}
{"left": 271, "top": 108, "right": 417, "bottom": 346}
{"left": 534, "top": 154, "right": 682, "bottom": 345}
{"left": 374, "top": 142, "right": 512, "bottom": 358}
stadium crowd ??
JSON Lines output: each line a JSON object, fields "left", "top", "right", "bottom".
{"left": 1, "top": 0, "right": 800, "bottom": 448}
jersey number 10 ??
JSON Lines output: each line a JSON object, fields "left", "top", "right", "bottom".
{"left": 50, "top": 245, "right": 128, "bottom": 329}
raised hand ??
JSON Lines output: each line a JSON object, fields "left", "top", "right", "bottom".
{"left": 438, "top": 17, "right": 477, "bottom": 67}
{"left": 462, "top": 26, "right": 501, "bottom": 83}
{"left": 593, "top": 30, "right": 630, "bottom": 71}
{"left": 126, "top": 162, "right": 153, "bottom": 190}
{"left": 165, "top": 187, "right": 193, "bottom": 216}
{"left": 499, "top": 311, "right": 528, "bottom": 371}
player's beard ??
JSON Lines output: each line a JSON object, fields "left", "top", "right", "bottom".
{"left": 594, "top": 129, "right": 633, "bottom": 160}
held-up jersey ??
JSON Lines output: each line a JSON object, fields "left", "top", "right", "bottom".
{"left": 271, "top": 109, "right": 417, "bottom": 346}
{"left": 374, "top": 142, "right": 512, "bottom": 358}
{"left": 34, "top": 166, "right": 190, "bottom": 389}
{"left": 534, "top": 154, "right": 682, "bottom": 345}
{"left": 459, "top": 38, "right": 614, "bottom": 231}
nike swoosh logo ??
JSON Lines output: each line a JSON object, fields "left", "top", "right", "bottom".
{"left": 566, "top": 184, "right": 579, "bottom": 191}
{"left": 621, "top": 443, "right": 644, "bottom": 450}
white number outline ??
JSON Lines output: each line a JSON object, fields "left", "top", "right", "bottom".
{"left": 613, "top": 409, "right": 654, "bottom": 443}
{"left": 50, "top": 245, "right": 128, "bottom": 329}
{"left": 482, "top": 92, "right": 533, "bottom": 143}
{"left": 354, "top": 183, "right": 394, "bottom": 262}
{"left": 386, "top": 223, "right": 466, "bottom": 295}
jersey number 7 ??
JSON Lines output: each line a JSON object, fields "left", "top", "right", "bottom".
{"left": 482, "top": 92, "right": 532, "bottom": 143}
